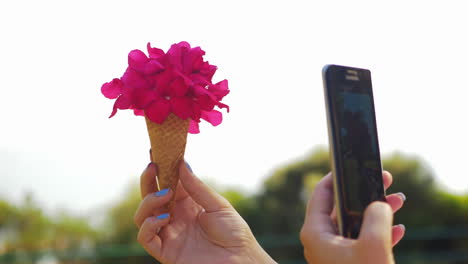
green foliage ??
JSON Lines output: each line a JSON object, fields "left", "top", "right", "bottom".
{"left": 220, "top": 149, "right": 331, "bottom": 261}
{"left": 93, "top": 182, "right": 155, "bottom": 264}
{"left": 100, "top": 183, "right": 141, "bottom": 245}
{"left": 0, "top": 200, "right": 14, "bottom": 222}
{"left": 223, "top": 149, "right": 468, "bottom": 263}
{"left": 0, "top": 194, "right": 97, "bottom": 264}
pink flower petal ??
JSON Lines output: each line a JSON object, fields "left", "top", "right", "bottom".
{"left": 199, "top": 61, "right": 217, "bottom": 81}
{"left": 109, "top": 95, "right": 132, "bottom": 118}
{"left": 192, "top": 84, "right": 217, "bottom": 102}
{"left": 201, "top": 110, "right": 222, "bottom": 126}
{"left": 132, "top": 88, "right": 156, "bottom": 109}
{"left": 171, "top": 97, "right": 192, "bottom": 120}
{"left": 209, "top": 79, "right": 230, "bottom": 100}
{"left": 101, "top": 78, "right": 123, "bottom": 99}
{"left": 154, "top": 70, "right": 174, "bottom": 97}
{"left": 176, "top": 71, "right": 194, "bottom": 88}
{"left": 190, "top": 48, "right": 205, "bottom": 71}
{"left": 144, "top": 59, "right": 164, "bottom": 75}
{"left": 176, "top": 41, "right": 191, "bottom": 49}
{"left": 167, "top": 43, "right": 183, "bottom": 68}
{"left": 128, "top": 49, "right": 148, "bottom": 73}
{"left": 121, "top": 67, "right": 150, "bottom": 89}
{"left": 185, "top": 46, "right": 205, "bottom": 73}
{"left": 109, "top": 106, "right": 118, "bottom": 118}
{"left": 133, "top": 109, "right": 145, "bottom": 116}
{"left": 146, "top": 99, "right": 171, "bottom": 124}
{"left": 167, "top": 42, "right": 191, "bottom": 72}
{"left": 188, "top": 119, "right": 200, "bottom": 134}
{"left": 216, "top": 79, "right": 229, "bottom": 91}
{"left": 170, "top": 77, "right": 189, "bottom": 97}
{"left": 191, "top": 101, "right": 201, "bottom": 121}
{"left": 217, "top": 102, "right": 230, "bottom": 112}
{"left": 115, "top": 95, "right": 132, "bottom": 109}
{"left": 147, "top": 43, "right": 165, "bottom": 59}
{"left": 198, "top": 94, "right": 215, "bottom": 111}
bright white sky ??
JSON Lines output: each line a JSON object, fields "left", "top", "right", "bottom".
{"left": 1, "top": 0, "right": 467, "bottom": 215}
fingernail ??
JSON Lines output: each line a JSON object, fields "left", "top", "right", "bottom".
{"left": 143, "top": 162, "right": 153, "bottom": 173}
{"left": 398, "top": 224, "right": 406, "bottom": 231}
{"left": 397, "top": 192, "right": 406, "bottom": 202}
{"left": 156, "top": 213, "right": 170, "bottom": 220}
{"left": 155, "top": 188, "right": 170, "bottom": 197}
{"left": 146, "top": 162, "right": 153, "bottom": 169}
{"left": 185, "top": 161, "right": 193, "bottom": 173}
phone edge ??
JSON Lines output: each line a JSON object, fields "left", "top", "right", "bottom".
{"left": 322, "top": 64, "right": 346, "bottom": 236}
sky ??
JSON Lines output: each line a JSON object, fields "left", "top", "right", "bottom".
{"left": 1, "top": 0, "right": 467, "bottom": 216}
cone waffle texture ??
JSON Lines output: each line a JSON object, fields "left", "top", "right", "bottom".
{"left": 145, "top": 114, "right": 190, "bottom": 201}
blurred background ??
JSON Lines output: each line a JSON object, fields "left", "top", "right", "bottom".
{"left": 1, "top": 0, "right": 467, "bottom": 263}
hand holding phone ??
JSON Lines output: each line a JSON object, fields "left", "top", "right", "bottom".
{"left": 300, "top": 173, "right": 399, "bottom": 264}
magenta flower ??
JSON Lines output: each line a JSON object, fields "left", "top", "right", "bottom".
{"left": 101, "top": 42, "right": 229, "bottom": 133}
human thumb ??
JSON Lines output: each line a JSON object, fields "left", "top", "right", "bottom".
{"left": 357, "top": 202, "right": 394, "bottom": 263}
{"left": 178, "top": 161, "right": 232, "bottom": 212}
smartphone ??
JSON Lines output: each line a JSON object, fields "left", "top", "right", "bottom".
{"left": 322, "top": 64, "right": 386, "bottom": 239}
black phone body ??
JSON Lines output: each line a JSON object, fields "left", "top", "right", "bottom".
{"left": 322, "top": 64, "right": 386, "bottom": 239}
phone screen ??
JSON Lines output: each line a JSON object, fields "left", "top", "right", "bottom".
{"left": 325, "top": 66, "right": 385, "bottom": 214}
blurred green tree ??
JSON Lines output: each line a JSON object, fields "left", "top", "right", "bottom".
{"left": 0, "top": 194, "right": 97, "bottom": 263}
{"left": 224, "top": 149, "right": 468, "bottom": 263}
{"left": 95, "top": 182, "right": 156, "bottom": 264}
{"left": 383, "top": 153, "right": 468, "bottom": 264}
{"left": 2, "top": 148, "right": 467, "bottom": 264}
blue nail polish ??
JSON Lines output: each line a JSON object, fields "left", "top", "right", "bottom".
{"left": 157, "top": 213, "right": 170, "bottom": 220}
{"left": 155, "top": 188, "right": 169, "bottom": 197}
{"left": 185, "top": 161, "right": 193, "bottom": 172}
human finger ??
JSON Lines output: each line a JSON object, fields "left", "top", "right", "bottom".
{"left": 140, "top": 163, "right": 158, "bottom": 199}
{"left": 392, "top": 224, "right": 405, "bottom": 247}
{"left": 134, "top": 190, "right": 173, "bottom": 228}
{"left": 173, "top": 162, "right": 192, "bottom": 201}
{"left": 174, "top": 180, "right": 189, "bottom": 201}
{"left": 178, "top": 161, "right": 232, "bottom": 212}
{"left": 383, "top": 171, "right": 393, "bottom": 190}
{"left": 305, "top": 173, "right": 336, "bottom": 234}
{"left": 137, "top": 213, "right": 171, "bottom": 261}
{"left": 385, "top": 193, "right": 406, "bottom": 213}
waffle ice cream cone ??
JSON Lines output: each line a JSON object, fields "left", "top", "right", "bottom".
{"left": 145, "top": 114, "right": 190, "bottom": 208}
